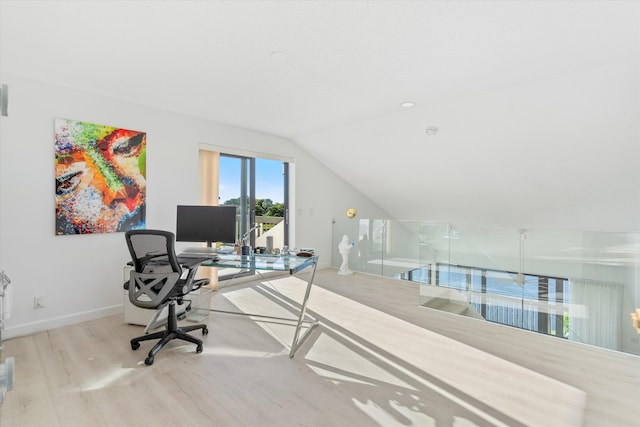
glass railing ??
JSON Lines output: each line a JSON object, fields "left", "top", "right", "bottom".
{"left": 332, "top": 218, "right": 640, "bottom": 356}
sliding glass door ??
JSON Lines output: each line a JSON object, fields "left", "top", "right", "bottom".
{"left": 255, "top": 158, "right": 289, "bottom": 251}
{"left": 218, "top": 155, "right": 253, "bottom": 247}
{"left": 217, "top": 154, "right": 289, "bottom": 253}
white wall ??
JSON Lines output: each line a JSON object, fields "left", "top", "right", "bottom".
{"left": 0, "top": 73, "right": 389, "bottom": 339}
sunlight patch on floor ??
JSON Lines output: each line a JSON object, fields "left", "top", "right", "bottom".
{"left": 221, "top": 285, "right": 304, "bottom": 349}
{"left": 81, "top": 367, "right": 135, "bottom": 391}
{"left": 254, "top": 276, "right": 587, "bottom": 427}
{"left": 306, "top": 333, "right": 416, "bottom": 390}
{"left": 307, "top": 364, "right": 375, "bottom": 387}
{"left": 308, "top": 317, "right": 513, "bottom": 427}
{"left": 353, "top": 398, "right": 437, "bottom": 427}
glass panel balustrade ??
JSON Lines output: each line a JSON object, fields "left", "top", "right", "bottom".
{"left": 332, "top": 218, "right": 640, "bottom": 356}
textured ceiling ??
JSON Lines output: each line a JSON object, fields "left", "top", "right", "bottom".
{"left": 2, "top": 0, "right": 639, "bottom": 230}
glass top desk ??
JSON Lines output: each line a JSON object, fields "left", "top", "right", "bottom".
{"left": 203, "top": 253, "right": 316, "bottom": 275}
{"left": 189, "top": 253, "right": 319, "bottom": 358}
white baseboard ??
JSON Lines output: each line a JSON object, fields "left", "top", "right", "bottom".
{"left": 2, "top": 304, "right": 124, "bottom": 340}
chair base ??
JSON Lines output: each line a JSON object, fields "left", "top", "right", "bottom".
{"left": 130, "top": 301, "right": 208, "bottom": 365}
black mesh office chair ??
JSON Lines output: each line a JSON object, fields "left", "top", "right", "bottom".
{"left": 124, "top": 229, "right": 211, "bottom": 365}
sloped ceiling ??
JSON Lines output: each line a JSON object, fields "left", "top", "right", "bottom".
{"left": 1, "top": 0, "right": 639, "bottom": 231}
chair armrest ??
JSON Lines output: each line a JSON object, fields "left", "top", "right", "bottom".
{"left": 190, "top": 278, "right": 210, "bottom": 292}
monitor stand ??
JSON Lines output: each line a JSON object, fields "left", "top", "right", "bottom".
{"left": 183, "top": 242, "right": 219, "bottom": 254}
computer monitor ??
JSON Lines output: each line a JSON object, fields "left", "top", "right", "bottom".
{"left": 176, "top": 205, "right": 237, "bottom": 247}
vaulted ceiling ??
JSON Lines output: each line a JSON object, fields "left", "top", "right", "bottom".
{"left": 2, "top": 1, "right": 639, "bottom": 230}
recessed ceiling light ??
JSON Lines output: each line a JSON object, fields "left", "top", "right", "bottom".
{"left": 425, "top": 126, "right": 439, "bottom": 135}
{"left": 401, "top": 102, "right": 416, "bottom": 108}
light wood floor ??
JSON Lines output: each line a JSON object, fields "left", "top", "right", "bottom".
{"left": 1, "top": 268, "right": 638, "bottom": 426}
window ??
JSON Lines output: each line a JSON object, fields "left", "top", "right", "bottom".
{"left": 199, "top": 147, "right": 290, "bottom": 280}
{"left": 217, "top": 155, "right": 289, "bottom": 251}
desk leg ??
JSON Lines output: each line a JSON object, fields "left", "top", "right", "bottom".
{"left": 143, "top": 309, "right": 162, "bottom": 334}
{"left": 289, "top": 259, "right": 319, "bottom": 358}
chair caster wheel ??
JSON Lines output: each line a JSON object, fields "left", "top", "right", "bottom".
{"left": 202, "top": 327, "right": 208, "bottom": 335}
{"left": 145, "top": 356, "right": 154, "bottom": 365}
{"left": 131, "top": 342, "right": 140, "bottom": 351}
{"left": 196, "top": 344, "right": 203, "bottom": 354}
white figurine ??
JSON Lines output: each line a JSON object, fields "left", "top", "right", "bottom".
{"left": 338, "top": 234, "right": 354, "bottom": 275}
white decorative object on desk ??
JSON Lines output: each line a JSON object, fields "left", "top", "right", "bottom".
{"left": 338, "top": 234, "right": 354, "bottom": 275}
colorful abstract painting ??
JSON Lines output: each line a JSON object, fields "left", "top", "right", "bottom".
{"left": 55, "top": 118, "right": 146, "bottom": 235}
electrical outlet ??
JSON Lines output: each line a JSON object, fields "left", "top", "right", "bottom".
{"left": 34, "top": 295, "right": 45, "bottom": 309}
